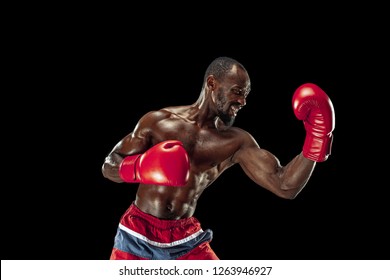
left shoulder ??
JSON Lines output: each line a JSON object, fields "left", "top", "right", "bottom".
{"left": 230, "top": 127, "right": 258, "bottom": 143}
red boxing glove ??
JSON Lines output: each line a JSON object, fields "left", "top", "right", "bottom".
{"left": 118, "top": 140, "right": 190, "bottom": 186}
{"left": 292, "top": 83, "right": 335, "bottom": 162}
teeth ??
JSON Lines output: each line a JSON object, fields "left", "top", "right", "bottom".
{"left": 231, "top": 106, "right": 239, "bottom": 116}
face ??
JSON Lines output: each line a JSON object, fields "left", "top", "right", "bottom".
{"left": 214, "top": 66, "right": 251, "bottom": 127}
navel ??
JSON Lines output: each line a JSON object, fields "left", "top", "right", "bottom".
{"left": 166, "top": 203, "right": 173, "bottom": 212}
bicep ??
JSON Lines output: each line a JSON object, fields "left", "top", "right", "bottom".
{"left": 107, "top": 112, "right": 158, "bottom": 162}
{"left": 102, "top": 111, "right": 161, "bottom": 182}
{"left": 112, "top": 132, "right": 150, "bottom": 157}
{"left": 237, "top": 146, "right": 282, "bottom": 186}
{"left": 233, "top": 135, "right": 284, "bottom": 195}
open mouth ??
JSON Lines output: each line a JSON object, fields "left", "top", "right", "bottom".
{"left": 230, "top": 105, "right": 240, "bottom": 116}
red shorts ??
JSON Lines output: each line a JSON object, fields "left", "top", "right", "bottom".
{"left": 110, "top": 203, "right": 219, "bottom": 260}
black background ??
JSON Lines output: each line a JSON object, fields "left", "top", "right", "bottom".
{"left": 3, "top": 9, "right": 389, "bottom": 261}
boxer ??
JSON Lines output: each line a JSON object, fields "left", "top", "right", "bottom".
{"left": 102, "top": 57, "right": 335, "bottom": 260}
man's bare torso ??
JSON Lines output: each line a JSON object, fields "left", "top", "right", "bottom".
{"left": 135, "top": 106, "right": 246, "bottom": 219}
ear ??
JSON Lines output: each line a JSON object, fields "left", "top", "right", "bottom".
{"left": 206, "top": 75, "right": 216, "bottom": 91}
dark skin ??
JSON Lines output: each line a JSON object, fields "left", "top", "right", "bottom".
{"left": 102, "top": 63, "right": 316, "bottom": 220}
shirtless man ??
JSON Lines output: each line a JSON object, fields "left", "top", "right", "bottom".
{"left": 101, "top": 56, "right": 335, "bottom": 260}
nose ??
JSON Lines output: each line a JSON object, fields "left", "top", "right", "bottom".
{"left": 237, "top": 96, "right": 246, "bottom": 107}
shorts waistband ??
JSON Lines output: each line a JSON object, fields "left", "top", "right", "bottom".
{"left": 125, "top": 202, "right": 199, "bottom": 230}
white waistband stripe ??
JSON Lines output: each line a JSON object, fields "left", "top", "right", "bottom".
{"left": 118, "top": 223, "right": 204, "bottom": 248}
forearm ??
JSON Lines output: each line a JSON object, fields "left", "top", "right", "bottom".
{"left": 280, "top": 153, "right": 316, "bottom": 193}
{"left": 102, "top": 140, "right": 190, "bottom": 187}
{"left": 238, "top": 147, "right": 315, "bottom": 199}
{"left": 101, "top": 154, "right": 124, "bottom": 183}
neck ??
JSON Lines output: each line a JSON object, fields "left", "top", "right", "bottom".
{"left": 191, "top": 88, "right": 218, "bottom": 128}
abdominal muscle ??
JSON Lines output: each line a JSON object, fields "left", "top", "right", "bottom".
{"left": 134, "top": 183, "right": 203, "bottom": 220}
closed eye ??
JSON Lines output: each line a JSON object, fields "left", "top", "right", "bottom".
{"left": 232, "top": 88, "right": 250, "bottom": 98}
